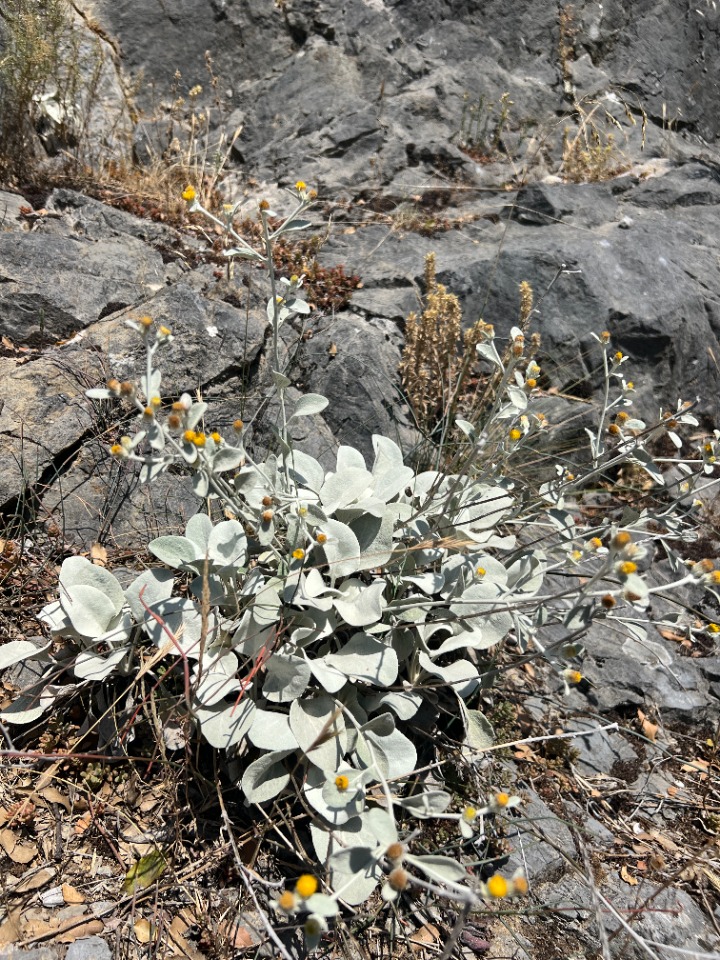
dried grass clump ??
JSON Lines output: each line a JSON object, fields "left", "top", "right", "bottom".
{"left": 400, "top": 255, "right": 535, "bottom": 436}
{"left": 400, "top": 253, "right": 463, "bottom": 428}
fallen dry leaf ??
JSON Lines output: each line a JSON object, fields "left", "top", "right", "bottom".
{"left": 134, "top": 918, "right": 156, "bottom": 944}
{"left": 218, "top": 919, "right": 254, "bottom": 949}
{"left": 62, "top": 883, "right": 85, "bottom": 904}
{"left": 0, "top": 828, "right": 37, "bottom": 864}
{"left": 168, "top": 915, "right": 206, "bottom": 959}
{"left": 681, "top": 758, "right": 709, "bottom": 780}
{"left": 410, "top": 922, "right": 441, "bottom": 950}
{"left": 0, "top": 911, "right": 21, "bottom": 945}
{"left": 14, "top": 868, "right": 55, "bottom": 893}
{"left": 55, "top": 918, "right": 104, "bottom": 943}
{"left": 38, "top": 786, "right": 72, "bottom": 812}
{"left": 638, "top": 709, "right": 658, "bottom": 742}
{"left": 90, "top": 542, "right": 108, "bottom": 567}
{"left": 74, "top": 812, "right": 93, "bottom": 835}
{"left": 620, "top": 863, "right": 638, "bottom": 886}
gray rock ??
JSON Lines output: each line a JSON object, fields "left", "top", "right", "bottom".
{"left": 64, "top": 938, "right": 112, "bottom": 960}
{"left": 0, "top": 230, "right": 165, "bottom": 344}
{"left": 564, "top": 717, "right": 640, "bottom": 780}
{"left": 0, "top": 191, "right": 30, "bottom": 232}
{"left": 535, "top": 873, "right": 720, "bottom": 960}
{"left": 504, "top": 789, "right": 576, "bottom": 884}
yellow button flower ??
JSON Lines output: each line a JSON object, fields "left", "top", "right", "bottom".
{"left": 295, "top": 874, "right": 318, "bottom": 899}
{"left": 486, "top": 874, "right": 509, "bottom": 899}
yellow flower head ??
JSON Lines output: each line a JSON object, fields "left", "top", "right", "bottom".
{"left": 614, "top": 351, "right": 624, "bottom": 362}
{"left": 210, "top": 431, "right": 222, "bottom": 443}
{"left": 463, "top": 805, "right": 477, "bottom": 822}
{"left": 295, "top": 874, "right": 318, "bottom": 899}
{"left": 486, "top": 874, "right": 509, "bottom": 899}
{"left": 334, "top": 774, "right": 350, "bottom": 792}
{"left": 316, "top": 532, "right": 328, "bottom": 545}
{"left": 159, "top": 325, "right": 172, "bottom": 337}
{"left": 570, "top": 549, "right": 582, "bottom": 562}
{"left": 564, "top": 669, "right": 583, "bottom": 685}
{"left": 150, "top": 395, "right": 162, "bottom": 408}
{"left": 600, "top": 330, "right": 611, "bottom": 343}
{"left": 183, "top": 429, "right": 196, "bottom": 444}
{"left": 710, "top": 570, "right": 720, "bottom": 584}
{"left": 139, "top": 315, "right": 153, "bottom": 329}
{"left": 233, "top": 419, "right": 244, "bottom": 432}
{"left": 612, "top": 531, "right": 632, "bottom": 549}
{"left": 608, "top": 423, "right": 621, "bottom": 436}
{"left": 525, "top": 378, "right": 537, "bottom": 389}
{"left": 509, "top": 428, "right": 522, "bottom": 442}
{"left": 707, "top": 623, "right": 720, "bottom": 634}
{"left": 143, "top": 406, "right": 154, "bottom": 418}
{"left": 192, "top": 432, "right": 207, "bottom": 448}
{"left": 182, "top": 185, "right": 196, "bottom": 202}
{"left": 106, "top": 378, "right": 121, "bottom": 393}
{"left": 494, "top": 793, "right": 510, "bottom": 808}
{"left": 110, "top": 443, "right": 124, "bottom": 457}
{"left": 259, "top": 199, "right": 270, "bottom": 211}
{"left": 618, "top": 560, "right": 637, "bottom": 576}
{"left": 476, "top": 567, "right": 486, "bottom": 578}
{"left": 295, "top": 180, "right": 307, "bottom": 191}
{"left": 588, "top": 537, "right": 603, "bottom": 550}
{"left": 292, "top": 548, "right": 306, "bottom": 561}
{"left": 615, "top": 411, "right": 630, "bottom": 424}
{"left": 626, "top": 381, "right": 634, "bottom": 390}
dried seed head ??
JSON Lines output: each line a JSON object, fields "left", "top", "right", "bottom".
{"left": 387, "top": 867, "right": 409, "bottom": 892}
{"left": 385, "top": 842, "right": 404, "bottom": 862}
{"left": 277, "top": 890, "right": 297, "bottom": 913}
